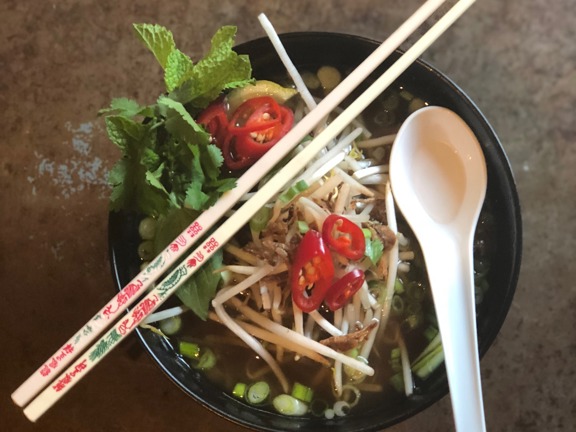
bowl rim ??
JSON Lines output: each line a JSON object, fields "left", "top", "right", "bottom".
{"left": 108, "top": 31, "right": 522, "bottom": 432}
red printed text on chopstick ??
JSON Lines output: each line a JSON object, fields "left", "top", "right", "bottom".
{"left": 52, "top": 360, "right": 88, "bottom": 392}
{"left": 102, "top": 279, "right": 144, "bottom": 319}
{"left": 39, "top": 345, "right": 75, "bottom": 377}
{"left": 168, "top": 221, "right": 204, "bottom": 253}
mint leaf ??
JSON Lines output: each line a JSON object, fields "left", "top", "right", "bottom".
{"left": 98, "top": 98, "right": 153, "bottom": 118}
{"left": 165, "top": 48, "right": 194, "bottom": 92}
{"left": 133, "top": 23, "right": 175, "bottom": 69}
{"left": 170, "top": 26, "right": 253, "bottom": 107}
{"left": 105, "top": 115, "right": 148, "bottom": 151}
{"left": 176, "top": 250, "right": 223, "bottom": 320}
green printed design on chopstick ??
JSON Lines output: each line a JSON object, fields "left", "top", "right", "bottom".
{"left": 88, "top": 330, "right": 121, "bottom": 362}
{"left": 147, "top": 254, "right": 165, "bottom": 273}
{"left": 156, "top": 267, "right": 188, "bottom": 298}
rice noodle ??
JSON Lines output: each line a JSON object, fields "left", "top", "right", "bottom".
{"left": 304, "top": 314, "right": 316, "bottom": 338}
{"left": 260, "top": 283, "right": 272, "bottom": 311}
{"left": 213, "top": 303, "right": 290, "bottom": 392}
{"left": 141, "top": 305, "right": 188, "bottom": 325}
{"left": 334, "top": 313, "right": 350, "bottom": 397}
{"left": 213, "top": 265, "right": 274, "bottom": 306}
{"left": 397, "top": 332, "right": 414, "bottom": 397}
{"left": 357, "top": 174, "right": 389, "bottom": 185}
{"left": 353, "top": 165, "right": 389, "bottom": 180}
{"left": 360, "top": 306, "right": 381, "bottom": 359}
{"left": 308, "top": 310, "right": 343, "bottom": 337}
{"left": 357, "top": 134, "right": 397, "bottom": 148}
{"left": 295, "top": 128, "right": 363, "bottom": 184}
{"left": 217, "top": 265, "right": 258, "bottom": 275}
{"left": 293, "top": 304, "right": 304, "bottom": 336}
{"left": 229, "top": 297, "right": 374, "bottom": 376}
{"left": 308, "top": 174, "right": 343, "bottom": 200}
{"left": 224, "top": 244, "right": 259, "bottom": 265}
{"left": 209, "top": 312, "right": 330, "bottom": 367}
{"left": 333, "top": 182, "right": 351, "bottom": 215}
{"left": 333, "top": 167, "right": 374, "bottom": 197}
{"left": 257, "top": 14, "right": 317, "bottom": 111}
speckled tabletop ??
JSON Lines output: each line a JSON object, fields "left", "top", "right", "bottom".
{"left": 2, "top": 0, "right": 574, "bottom": 431}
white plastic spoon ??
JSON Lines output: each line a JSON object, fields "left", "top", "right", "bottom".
{"left": 389, "top": 106, "right": 487, "bottom": 431}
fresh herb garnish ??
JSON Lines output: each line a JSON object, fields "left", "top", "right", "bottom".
{"left": 102, "top": 24, "right": 252, "bottom": 216}
{"left": 102, "top": 23, "right": 253, "bottom": 319}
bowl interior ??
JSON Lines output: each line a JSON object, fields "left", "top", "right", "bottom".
{"left": 108, "top": 32, "right": 522, "bottom": 431}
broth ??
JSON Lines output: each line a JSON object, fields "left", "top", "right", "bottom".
{"left": 136, "top": 67, "right": 494, "bottom": 418}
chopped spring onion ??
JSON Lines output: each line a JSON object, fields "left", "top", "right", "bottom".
{"left": 192, "top": 347, "right": 216, "bottom": 370}
{"left": 179, "top": 342, "right": 216, "bottom": 370}
{"left": 424, "top": 325, "right": 439, "bottom": 342}
{"left": 297, "top": 220, "right": 309, "bottom": 234}
{"left": 391, "top": 294, "right": 404, "bottom": 315}
{"left": 412, "top": 343, "right": 444, "bottom": 380}
{"left": 402, "top": 313, "right": 422, "bottom": 331}
{"left": 138, "top": 216, "right": 157, "bottom": 240}
{"left": 390, "top": 372, "right": 404, "bottom": 393}
{"left": 279, "top": 179, "right": 309, "bottom": 204}
{"left": 411, "top": 333, "right": 444, "bottom": 380}
{"left": 246, "top": 381, "right": 270, "bottom": 405}
{"left": 333, "top": 400, "right": 351, "bottom": 417}
{"left": 394, "top": 278, "right": 405, "bottom": 294}
{"left": 159, "top": 315, "right": 182, "bottom": 336}
{"left": 179, "top": 341, "right": 200, "bottom": 359}
{"left": 324, "top": 408, "right": 335, "bottom": 420}
{"left": 272, "top": 394, "right": 308, "bottom": 416}
{"left": 233, "top": 382, "right": 247, "bottom": 399}
{"left": 343, "top": 350, "right": 368, "bottom": 383}
{"left": 291, "top": 382, "right": 314, "bottom": 403}
{"left": 389, "top": 347, "right": 402, "bottom": 373}
{"left": 341, "top": 384, "right": 361, "bottom": 408}
{"left": 249, "top": 206, "right": 272, "bottom": 233}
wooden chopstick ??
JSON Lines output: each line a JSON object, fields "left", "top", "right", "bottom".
{"left": 18, "top": 0, "right": 476, "bottom": 421}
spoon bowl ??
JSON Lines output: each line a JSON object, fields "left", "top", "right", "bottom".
{"left": 390, "top": 106, "right": 487, "bottom": 431}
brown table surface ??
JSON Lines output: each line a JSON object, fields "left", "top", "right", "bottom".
{"left": 2, "top": 1, "right": 574, "bottom": 431}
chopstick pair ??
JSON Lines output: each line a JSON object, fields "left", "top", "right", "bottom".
{"left": 13, "top": 0, "right": 476, "bottom": 421}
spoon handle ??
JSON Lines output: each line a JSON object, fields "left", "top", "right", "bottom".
{"left": 424, "top": 235, "right": 486, "bottom": 432}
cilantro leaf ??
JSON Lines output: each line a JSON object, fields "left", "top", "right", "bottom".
{"left": 176, "top": 249, "right": 223, "bottom": 320}
{"left": 150, "top": 208, "right": 222, "bottom": 320}
{"left": 201, "top": 143, "right": 225, "bottom": 181}
{"left": 133, "top": 23, "right": 175, "bottom": 69}
{"left": 157, "top": 96, "right": 210, "bottom": 144}
{"left": 105, "top": 116, "right": 169, "bottom": 216}
{"left": 365, "top": 237, "right": 385, "bottom": 265}
{"left": 184, "top": 181, "right": 209, "bottom": 210}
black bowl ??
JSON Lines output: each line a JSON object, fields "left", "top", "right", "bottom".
{"left": 109, "top": 32, "right": 522, "bottom": 431}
